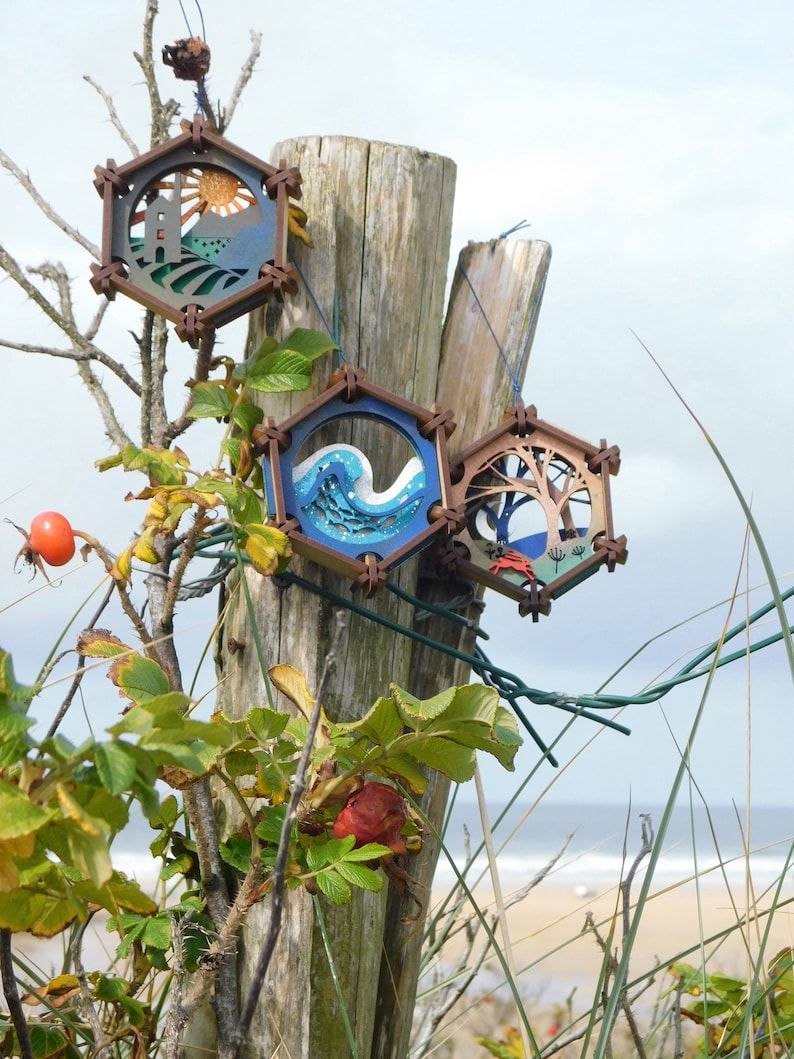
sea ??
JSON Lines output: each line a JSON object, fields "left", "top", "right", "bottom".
{"left": 111, "top": 800, "right": 794, "bottom": 897}
{"left": 432, "top": 800, "right": 794, "bottom": 895}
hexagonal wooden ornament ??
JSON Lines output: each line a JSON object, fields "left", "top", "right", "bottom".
{"left": 254, "top": 364, "right": 461, "bottom": 596}
{"left": 436, "top": 401, "right": 628, "bottom": 620}
{"left": 90, "top": 116, "right": 300, "bottom": 347}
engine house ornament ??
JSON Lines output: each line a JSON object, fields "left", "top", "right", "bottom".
{"left": 254, "top": 364, "right": 462, "bottom": 597}
{"left": 437, "top": 401, "right": 628, "bottom": 620}
{"left": 90, "top": 116, "right": 301, "bottom": 347}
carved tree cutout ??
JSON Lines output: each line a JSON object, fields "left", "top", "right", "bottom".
{"left": 439, "top": 402, "right": 628, "bottom": 619}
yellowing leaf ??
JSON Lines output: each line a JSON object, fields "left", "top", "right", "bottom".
{"left": 0, "top": 831, "right": 36, "bottom": 858}
{"left": 245, "top": 523, "right": 292, "bottom": 576}
{"left": 269, "top": 664, "right": 315, "bottom": 720}
{"left": 57, "top": 785, "right": 101, "bottom": 837}
{"left": 112, "top": 545, "right": 133, "bottom": 586}
{"left": 0, "top": 851, "right": 19, "bottom": 892}
{"left": 76, "top": 629, "right": 130, "bottom": 659}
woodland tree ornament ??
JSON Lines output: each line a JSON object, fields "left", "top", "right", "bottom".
{"left": 255, "top": 364, "right": 461, "bottom": 596}
{"left": 90, "top": 116, "right": 301, "bottom": 347}
{"left": 437, "top": 401, "right": 628, "bottom": 620}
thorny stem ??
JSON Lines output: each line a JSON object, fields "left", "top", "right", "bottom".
{"left": 164, "top": 856, "right": 265, "bottom": 1059}
{"left": 221, "top": 31, "right": 263, "bottom": 133}
{"left": 586, "top": 816, "right": 654, "bottom": 1059}
{"left": 0, "top": 930, "right": 33, "bottom": 1059}
{"left": 72, "top": 919, "right": 112, "bottom": 1058}
{"left": 231, "top": 613, "right": 349, "bottom": 1057}
{"left": 167, "top": 330, "right": 216, "bottom": 442}
{"left": 74, "top": 532, "right": 154, "bottom": 653}
{"left": 621, "top": 814, "right": 654, "bottom": 945}
{"left": 83, "top": 75, "right": 141, "bottom": 157}
{"left": 0, "top": 248, "right": 140, "bottom": 397}
{"left": 161, "top": 516, "right": 209, "bottom": 631}
{"left": 137, "top": 310, "right": 156, "bottom": 447}
{"left": 672, "top": 972, "right": 685, "bottom": 1059}
{"left": 180, "top": 781, "right": 238, "bottom": 1027}
{"left": 150, "top": 313, "right": 171, "bottom": 443}
{"left": 0, "top": 150, "right": 100, "bottom": 258}
{"left": 135, "top": 0, "right": 180, "bottom": 148}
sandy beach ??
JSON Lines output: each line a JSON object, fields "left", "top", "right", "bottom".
{"left": 9, "top": 873, "right": 794, "bottom": 1056}
{"left": 418, "top": 876, "right": 794, "bottom": 1055}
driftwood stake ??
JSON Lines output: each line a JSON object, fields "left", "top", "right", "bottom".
{"left": 184, "top": 137, "right": 550, "bottom": 1058}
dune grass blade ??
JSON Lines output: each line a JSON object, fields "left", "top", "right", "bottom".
{"left": 592, "top": 569, "right": 743, "bottom": 1056}
{"left": 313, "top": 893, "right": 361, "bottom": 1059}
{"left": 632, "top": 330, "right": 794, "bottom": 684}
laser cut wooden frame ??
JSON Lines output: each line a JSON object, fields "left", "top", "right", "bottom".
{"left": 254, "top": 364, "right": 461, "bottom": 597}
{"left": 437, "top": 401, "right": 628, "bottom": 620}
{"left": 90, "top": 115, "right": 300, "bottom": 347}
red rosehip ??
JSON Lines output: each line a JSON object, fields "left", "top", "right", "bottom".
{"left": 28, "top": 512, "right": 76, "bottom": 567}
{"left": 10, "top": 511, "right": 76, "bottom": 581}
{"left": 333, "top": 781, "right": 408, "bottom": 855}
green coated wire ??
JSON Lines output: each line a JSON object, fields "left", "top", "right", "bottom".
{"left": 177, "top": 528, "right": 793, "bottom": 735}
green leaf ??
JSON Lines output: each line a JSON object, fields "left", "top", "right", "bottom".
{"left": 405, "top": 736, "right": 478, "bottom": 783}
{"left": 336, "top": 695, "right": 403, "bottom": 746}
{"left": 154, "top": 794, "right": 180, "bottom": 829}
{"left": 335, "top": 861, "right": 383, "bottom": 892}
{"left": 111, "top": 915, "right": 147, "bottom": 958}
{"left": 232, "top": 336, "right": 278, "bottom": 379}
{"left": 342, "top": 842, "right": 392, "bottom": 862}
{"left": 139, "top": 740, "right": 212, "bottom": 775}
{"left": 161, "top": 854, "right": 194, "bottom": 880}
{"left": 0, "top": 707, "right": 33, "bottom": 739}
{"left": 231, "top": 485, "right": 264, "bottom": 526}
{"left": 0, "top": 649, "right": 38, "bottom": 704}
{"left": 255, "top": 806, "right": 290, "bottom": 846}
{"left": 390, "top": 684, "right": 457, "bottom": 726}
{"left": 275, "top": 327, "right": 338, "bottom": 362}
{"left": 108, "top": 654, "right": 170, "bottom": 705}
{"left": 118, "top": 994, "right": 148, "bottom": 1027}
{"left": 72, "top": 873, "right": 156, "bottom": 916}
{"left": 95, "top": 451, "right": 124, "bottom": 472}
{"left": 224, "top": 749, "right": 258, "bottom": 778}
{"left": 245, "top": 350, "right": 313, "bottom": 393}
{"left": 316, "top": 868, "right": 351, "bottom": 904}
{"left": 372, "top": 753, "right": 428, "bottom": 794}
{"left": 76, "top": 785, "right": 129, "bottom": 834}
{"left": 0, "top": 785, "right": 52, "bottom": 841}
{"left": 306, "top": 836, "right": 355, "bottom": 871}
{"left": 50, "top": 818, "right": 112, "bottom": 888}
{"left": 94, "top": 741, "right": 138, "bottom": 795}
{"left": 186, "top": 381, "right": 233, "bottom": 419}
{"left": 29, "top": 1024, "right": 69, "bottom": 1059}
{"left": 141, "top": 913, "right": 171, "bottom": 949}
{"left": 116, "top": 443, "right": 187, "bottom": 486}
{"left": 231, "top": 400, "right": 264, "bottom": 437}
{"left": 219, "top": 836, "right": 252, "bottom": 872}
{"left": 93, "top": 974, "right": 130, "bottom": 1000}
{"left": 246, "top": 706, "right": 290, "bottom": 742}
{"left": 0, "top": 861, "right": 84, "bottom": 936}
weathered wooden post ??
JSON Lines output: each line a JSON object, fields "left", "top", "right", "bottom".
{"left": 204, "top": 136, "right": 550, "bottom": 1056}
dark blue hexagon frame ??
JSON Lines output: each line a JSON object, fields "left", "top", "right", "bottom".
{"left": 255, "top": 365, "right": 461, "bottom": 595}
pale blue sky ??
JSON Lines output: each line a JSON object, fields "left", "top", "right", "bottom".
{"left": 1, "top": 2, "right": 792, "bottom": 808}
